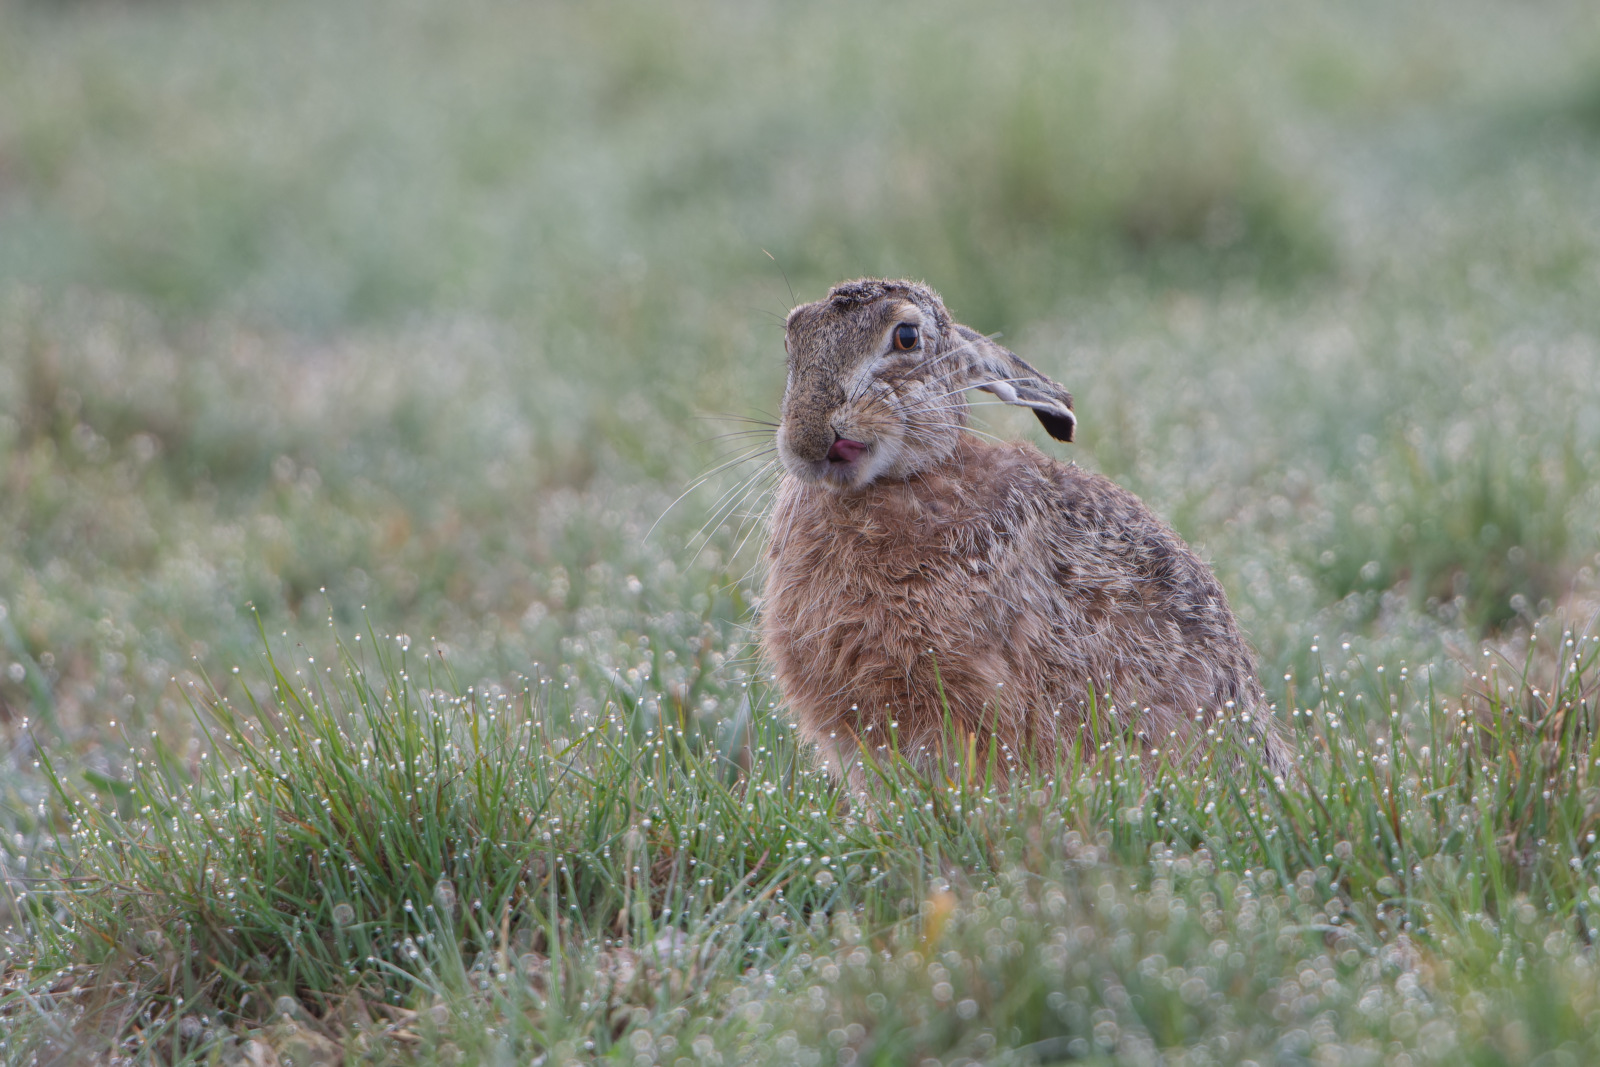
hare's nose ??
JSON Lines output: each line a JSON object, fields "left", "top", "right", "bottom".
{"left": 827, "top": 437, "right": 868, "bottom": 464}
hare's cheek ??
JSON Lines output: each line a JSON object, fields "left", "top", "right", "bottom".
{"left": 831, "top": 400, "right": 898, "bottom": 443}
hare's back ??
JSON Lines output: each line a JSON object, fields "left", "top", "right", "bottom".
{"left": 1038, "top": 457, "right": 1261, "bottom": 695}
{"left": 1044, "top": 462, "right": 1225, "bottom": 603}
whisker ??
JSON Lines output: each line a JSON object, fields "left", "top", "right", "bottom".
{"left": 912, "top": 375, "right": 1041, "bottom": 405}
{"left": 703, "top": 444, "right": 778, "bottom": 471}
{"left": 687, "top": 471, "right": 769, "bottom": 558}
{"left": 687, "top": 445, "right": 779, "bottom": 490}
{"left": 903, "top": 418, "right": 1007, "bottom": 447}
{"left": 832, "top": 330, "right": 1010, "bottom": 410}
{"left": 647, "top": 445, "right": 776, "bottom": 541}
{"left": 764, "top": 248, "right": 797, "bottom": 308}
{"left": 688, "top": 459, "right": 780, "bottom": 566}
{"left": 697, "top": 429, "right": 778, "bottom": 448}
{"left": 728, "top": 477, "right": 783, "bottom": 563}
{"left": 691, "top": 455, "right": 780, "bottom": 537}
{"left": 946, "top": 400, "right": 1050, "bottom": 413}
{"left": 744, "top": 305, "right": 789, "bottom": 327}
{"left": 696, "top": 411, "right": 781, "bottom": 428}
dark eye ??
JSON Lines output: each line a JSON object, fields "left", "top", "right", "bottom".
{"left": 892, "top": 323, "right": 919, "bottom": 351}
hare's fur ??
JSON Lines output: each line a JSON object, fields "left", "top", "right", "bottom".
{"left": 760, "top": 278, "right": 1287, "bottom": 779}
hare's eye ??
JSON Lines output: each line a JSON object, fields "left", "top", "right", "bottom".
{"left": 892, "top": 323, "right": 920, "bottom": 351}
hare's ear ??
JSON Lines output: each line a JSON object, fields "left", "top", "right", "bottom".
{"left": 953, "top": 325, "right": 1077, "bottom": 442}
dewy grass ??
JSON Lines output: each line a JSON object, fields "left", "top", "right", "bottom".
{"left": 2, "top": 1, "right": 1598, "bottom": 785}
{"left": 4, "top": 612, "right": 1599, "bottom": 1062}
{"left": 1, "top": 2, "right": 1599, "bottom": 1063}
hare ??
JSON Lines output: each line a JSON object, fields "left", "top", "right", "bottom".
{"left": 760, "top": 278, "right": 1288, "bottom": 783}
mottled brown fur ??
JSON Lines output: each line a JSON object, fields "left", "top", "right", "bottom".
{"left": 760, "top": 278, "right": 1287, "bottom": 780}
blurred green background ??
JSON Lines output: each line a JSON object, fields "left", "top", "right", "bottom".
{"left": 1, "top": 0, "right": 1598, "bottom": 781}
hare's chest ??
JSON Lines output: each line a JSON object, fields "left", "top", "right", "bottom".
{"left": 766, "top": 495, "right": 1020, "bottom": 632}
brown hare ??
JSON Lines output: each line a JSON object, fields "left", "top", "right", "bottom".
{"left": 760, "top": 278, "right": 1288, "bottom": 783}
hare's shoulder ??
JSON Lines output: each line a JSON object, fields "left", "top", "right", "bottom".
{"left": 1034, "top": 455, "right": 1232, "bottom": 610}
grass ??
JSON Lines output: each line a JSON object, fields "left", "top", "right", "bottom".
{"left": 0, "top": 0, "right": 1599, "bottom": 1061}
{"left": 8, "top": 613, "right": 1600, "bottom": 1063}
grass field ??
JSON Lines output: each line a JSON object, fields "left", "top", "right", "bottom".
{"left": 1, "top": 0, "right": 1599, "bottom": 1062}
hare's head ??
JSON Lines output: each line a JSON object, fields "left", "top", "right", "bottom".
{"left": 778, "top": 278, "right": 1076, "bottom": 490}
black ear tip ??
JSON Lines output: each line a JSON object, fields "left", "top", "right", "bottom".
{"left": 1036, "top": 409, "right": 1076, "bottom": 443}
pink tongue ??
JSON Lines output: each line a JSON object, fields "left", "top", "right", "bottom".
{"left": 827, "top": 438, "right": 867, "bottom": 464}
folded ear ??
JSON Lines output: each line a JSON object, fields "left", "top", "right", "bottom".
{"left": 953, "top": 325, "right": 1076, "bottom": 442}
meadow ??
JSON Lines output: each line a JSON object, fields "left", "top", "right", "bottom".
{"left": 0, "top": 0, "right": 1599, "bottom": 1062}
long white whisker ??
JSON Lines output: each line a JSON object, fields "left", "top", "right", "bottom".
{"left": 704, "top": 439, "right": 778, "bottom": 466}
{"left": 903, "top": 418, "right": 1007, "bottom": 447}
{"left": 848, "top": 343, "right": 977, "bottom": 405}
{"left": 689, "top": 456, "right": 780, "bottom": 544}
{"left": 696, "top": 410, "right": 781, "bottom": 427}
{"left": 950, "top": 400, "right": 1052, "bottom": 412}
{"left": 829, "top": 330, "right": 1013, "bottom": 410}
{"left": 694, "top": 456, "right": 780, "bottom": 538}
{"left": 647, "top": 445, "right": 775, "bottom": 541}
{"left": 688, "top": 460, "right": 780, "bottom": 566}
{"left": 697, "top": 429, "right": 779, "bottom": 446}
{"left": 686, "top": 475, "right": 768, "bottom": 562}
{"left": 728, "top": 476, "right": 783, "bottom": 563}
{"left": 911, "top": 375, "right": 1041, "bottom": 406}
{"left": 686, "top": 444, "right": 778, "bottom": 489}
{"left": 904, "top": 356, "right": 973, "bottom": 391}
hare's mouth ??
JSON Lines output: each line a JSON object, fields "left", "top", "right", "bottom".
{"left": 827, "top": 438, "right": 869, "bottom": 464}
{"left": 820, "top": 436, "right": 875, "bottom": 486}
{"left": 786, "top": 434, "right": 878, "bottom": 490}
{"left": 778, "top": 426, "right": 892, "bottom": 490}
